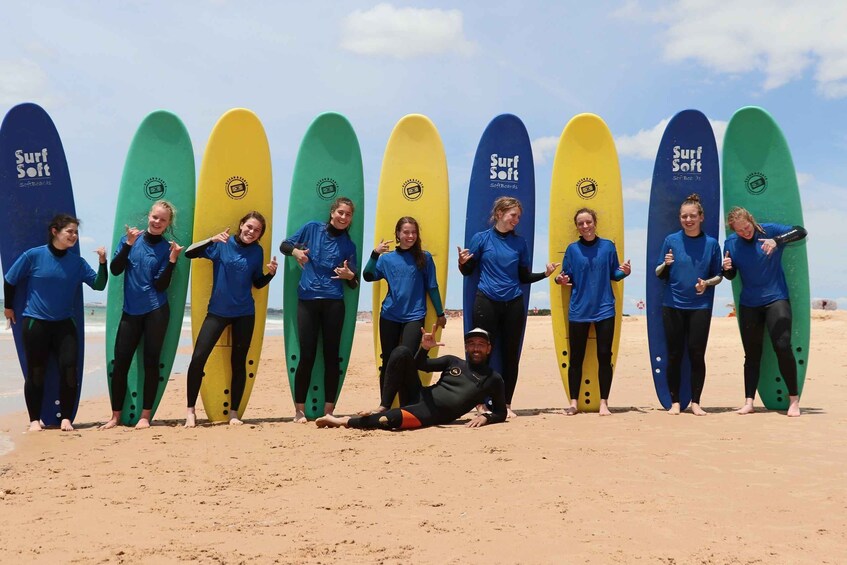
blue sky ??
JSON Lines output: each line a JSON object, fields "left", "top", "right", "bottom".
{"left": 3, "top": 1, "right": 845, "bottom": 312}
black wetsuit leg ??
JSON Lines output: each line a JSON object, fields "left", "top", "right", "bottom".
{"left": 662, "top": 307, "right": 712, "bottom": 404}
{"left": 473, "top": 292, "right": 525, "bottom": 404}
{"left": 348, "top": 389, "right": 438, "bottom": 430}
{"left": 594, "top": 316, "right": 615, "bottom": 400}
{"left": 662, "top": 307, "right": 686, "bottom": 404}
{"left": 186, "top": 314, "right": 229, "bottom": 408}
{"left": 686, "top": 309, "right": 712, "bottom": 404}
{"left": 295, "top": 299, "right": 345, "bottom": 403}
{"left": 111, "top": 304, "right": 170, "bottom": 412}
{"left": 141, "top": 304, "right": 170, "bottom": 411}
{"left": 228, "top": 314, "right": 255, "bottom": 413}
{"left": 379, "top": 346, "right": 423, "bottom": 408}
{"left": 739, "top": 300, "right": 797, "bottom": 398}
{"left": 22, "top": 317, "right": 78, "bottom": 421}
{"left": 764, "top": 300, "right": 798, "bottom": 395}
{"left": 378, "top": 317, "right": 425, "bottom": 405}
{"left": 567, "top": 321, "right": 591, "bottom": 403}
{"left": 111, "top": 312, "right": 145, "bottom": 412}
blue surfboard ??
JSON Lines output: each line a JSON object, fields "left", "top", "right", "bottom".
{"left": 463, "top": 114, "right": 535, "bottom": 373}
{"left": 646, "top": 109, "right": 719, "bottom": 409}
{"left": 0, "top": 103, "right": 84, "bottom": 425}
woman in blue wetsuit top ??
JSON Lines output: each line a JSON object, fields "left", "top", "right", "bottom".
{"left": 3, "top": 214, "right": 108, "bottom": 432}
{"left": 655, "top": 194, "right": 723, "bottom": 416}
{"left": 100, "top": 201, "right": 183, "bottom": 430}
{"left": 280, "top": 196, "right": 359, "bottom": 423}
{"left": 555, "top": 207, "right": 630, "bottom": 416}
{"left": 722, "top": 206, "right": 807, "bottom": 417}
{"left": 363, "top": 216, "right": 445, "bottom": 412}
{"left": 184, "top": 211, "right": 277, "bottom": 427}
{"left": 458, "top": 196, "right": 558, "bottom": 419}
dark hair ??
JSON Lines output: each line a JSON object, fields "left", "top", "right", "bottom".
{"left": 573, "top": 207, "right": 597, "bottom": 225}
{"left": 680, "top": 193, "right": 704, "bottom": 217}
{"left": 239, "top": 210, "right": 267, "bottom": 240}
{"left": 48, "top": 213, "right": 81, "bottom": 243}
{"left": 395, "top": 216, "right": 426, "bottom": 269}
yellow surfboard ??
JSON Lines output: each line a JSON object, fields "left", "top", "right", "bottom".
{"left": 549, "top": 113, "right": 624, "bottom": 412}
{"left": 372, "top": 114, "right": 449, "bottom": 393}
{"left": 191, "top": 108, "right": 273, "bottom": 422}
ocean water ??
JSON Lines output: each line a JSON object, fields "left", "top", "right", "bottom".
{"left": 0, "top": 304, "right": 286, "bottom": 419}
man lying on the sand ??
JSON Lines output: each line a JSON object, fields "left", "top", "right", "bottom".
{"left": 316, "top": 326, "right": 507, "bottom": 430}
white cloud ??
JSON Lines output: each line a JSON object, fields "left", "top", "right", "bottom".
{"left": 657, "top": 1, "right": 847, "bottom": 97}
{"left": 531, "top": 135, "right": 559, "bottom": 166}
{"left": 616, "top": 117, "right": 728, "bottom": 161}
{"left": 624, "top": 177, "right": 651, "bottom": 203}
{"left": 340, "top": 3, "right": 476, "bottom": 59}
{"left": 0, "top": 59, "right": 49, "bottom": 106}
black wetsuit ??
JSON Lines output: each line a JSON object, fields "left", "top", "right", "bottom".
{"left": 348, "top": 346, "right": 507, "bottom": 430}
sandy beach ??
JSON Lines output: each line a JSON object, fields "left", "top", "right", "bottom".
{"left": 0, "top": 312, "right": 845, "bottom": 564}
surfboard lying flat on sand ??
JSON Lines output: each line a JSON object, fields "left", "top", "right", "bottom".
{"left": 463, "top": 113, "right": 535, "bottom": 375}
{"left": 722, "top": 106, "right": 809, "bottom": 410}
{"left": 646, "top": 109, "right": 719, "bottom": 410}
{"left": 106, "top": 110, "right": 195, "bottom": 425}
{"left": 0, "top": 102, "right": 84, "bottom": 425}
{"left": 192, "top": 108, "right": 272, "bottom": 422}
{"left": 283, "top": 112, "right": 363, "bottom": 420}
{"left": 372, "top": 114, "right": 448, "bottom": 396}
{"left": 549, "top": 113, "right": 624, "bottom": 412}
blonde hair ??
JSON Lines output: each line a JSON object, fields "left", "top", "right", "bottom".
{"left": 489, "top": 196, "right": 522, "bottom": 225}
{"left": 726, "top": 206, "right": 765, "bottom": 235}
{"left": 151, "top": 200, "right": 176, "bottom": 231}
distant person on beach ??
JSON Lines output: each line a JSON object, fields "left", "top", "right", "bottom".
{"left": 3, "top": 214, "right": 107, "bottom": 431}
{"left": 363, "top": 216, "right": 446, "bottom": 408}
{"left": 458, "top": 196, "right": 558, "bottom": 418}
{"left": 281, "top": 196, "right": 358, "bottom": 423}
{"left": 316, "top": 326, "right": 507, "bottom": 430}
{"left": 183, "top": 211, "right": 276, "bottom": 427}
{"left": 100, "top": 201, "right": 183, "bottom": 430}
{"left": 555, "top": 207, "right": 630, "bottom": 416}
{"left": 655, "top": 194, "right": 723, "bottom": 416}
{"left": 722, "top": 206, "right": 807, "bottom": 417}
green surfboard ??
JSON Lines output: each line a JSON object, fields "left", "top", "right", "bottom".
{"left": 283, "top": 112, "right": 364, "bottom": 420}
{"left": 722, "top": 106, "right": 809, "bottom": 409}
{"left": 105, "top": 111, "right": 195, "bottom": 425}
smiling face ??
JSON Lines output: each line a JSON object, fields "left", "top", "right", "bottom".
{"left": 464, "top": 337, "right": 492, "bottom": 364}
{"left": 147, "top": 204, "right": 173, "bottom": 236}
{"left": 679, "top": 203, "right": 703, "bottom": 236}
{"left": 575, "top": 211, "right": 596, "bottom": 240}
{"left": 731, "top": 218, "right": 756, "bottom": 240}
{"left": 330, "top": 203, "right": 354, "bottom": 230}
{"left": 496, "top": 206, "right": 521, "bottom": 232}
{"left": 51, "top": 223, "right": 79, "bottom": 250}
{"left": 396, "top": 222, "right": 418, "bottom": 250}
{"left": 239, "top": 217, "right": 264, "bottom": 244}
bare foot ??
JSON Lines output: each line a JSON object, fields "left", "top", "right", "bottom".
{"left": 28, "top": 420, "right": 43, "bottom": 432}
{"left": 736, "top": 399, "right": 755, "bottom": 415}
{"left": 99, "top": 417, "right": 120, "bottom": 430}
{"left": 599, "top": 400, "right": 612, "bottom": 416}
{"left": 293, "top": 410, "right": 308, "bottom": 424}
{"left": 667, "top": 402, "right": 680, "bottom": 415}
{"left": 506, "top": 405, "right": 517, "bottom": 419}
{"left": 689, "top": 403, "right": 708, "bottom": 416}
{"left": 229, "top": 415, "right": 243, "bottom": 426}
{"left": 60, "top": 419, "right": 74, "bottom": 431}
{"left": 787, "top": 396, "right": 801, "bottom": 417}
{"left": 316, "top": 414, "right": 350, "bottom": 428}
{"left": 357, "top": 406, "right": 386, "bottom": 417}
{"left": 135, "top": 418, "right": 151, "bottom": 429}
{"left": 184, "top": 412, "right": 197, "bottom": 428}
{"left": 564, "top": 406, "right": 578, "bottom": 416}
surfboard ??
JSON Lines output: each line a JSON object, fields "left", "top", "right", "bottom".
{"left": 283, "top": 112, "right": 363, "bottom": 420}
{"left": 722, "top": 106, "right": 810, "bottom": 409}
{"left": 0, "top": 102, "right": 84, "bottom": 425}
{"left": 463, "top": 113, "right": 535, "bottom": 375}
{"left": 372, "top": 114, "right": 449, "bottom": 396}
{"left": 105, "top": 110, "right": 195, "bottom": 425}
{"left": 191, "top": 108, "right": 272, "bottom": 422}
{"left": 646, "top": 110, "right": 719, "bottom": 410}
{"left": 548, "top": 113, "right": 624, "bottom": 412}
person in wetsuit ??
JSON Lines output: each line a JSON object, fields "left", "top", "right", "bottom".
{"left": 315, "top": 327, "right": 507, "bottom": 430}
{"left": 100, "top": 201, "right": 184, "bottom": 430}
{"left": 722, "top": 206, "right": 807, "bottom": 417}
{"left": 184, "top": 211, "right": 277, "bottom": 427}
{"left": 655, "top": 193, "right": 723, "bottom": 416}
{"left": 555, "top": 207, "right": 630, "bottom": 416}
{"left": 3, "top": 214, "right": 108, "bottom": 432}
{"left": 363, "top": 216, "right": 446, "bottom": 409}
